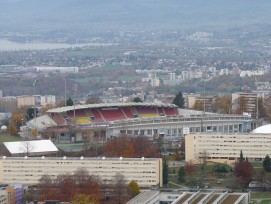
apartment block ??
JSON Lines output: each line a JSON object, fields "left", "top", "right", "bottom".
{"left": 185, "top": 133, "right": 271, "bottom": 164}
{"left": 0, "top": 157, "right": 162, "bottom": 188}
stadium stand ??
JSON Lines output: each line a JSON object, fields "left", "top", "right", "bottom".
{"left": 164, "top": 107, "right": 178, "bottom": 116}
{"left": 50, "top": 113, "right": 67, "bottom": 125}
{"left": 157, "top": 107, "right": 165, "bottom": 116}
{"left": 136, "top": 106, "right": 158, "bottom": 118}
{"left": 121, "top": 107, "right": 134, "bottom": 118}
{"left": 90, "top": 109, "right": 105, "bottom": 122}
{"left": 75, "top": 117, "right": 90, "bottom": 124}
{"left": 129, "top": 107, "right": 139, "bottom": 118}
{"left": 99, "top": 108, "right": 126, "bottom": 121}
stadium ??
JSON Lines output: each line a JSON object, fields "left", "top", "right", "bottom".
{"left": 27, "top": 102, "right": 254, "bottom": 143}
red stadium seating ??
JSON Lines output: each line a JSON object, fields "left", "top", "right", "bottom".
{"left": 99, "top": 108, "right": 126, "bottom": 121}
{"left": 89, "top": 109, "right": 105, "bottom": 122}
{"left": 50, "top": 113, "right": 67, "bottom": 125}
{"left": 157, "top": 107, "right": 165, "bottom": 116}
{"left": 121, "top": 107, "right": 134, "bottom": 118}
{"left": 164, "top": 107, "right": 178, "bottom": 116}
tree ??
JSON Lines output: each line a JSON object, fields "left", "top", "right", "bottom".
{"left": 172, "top": 91, "right": 185, "bottom": 108}
{"left": 8, "top": 122, "right": 17, "bottom": 135}
{"left": 72, "top": 194, "right": 99, "bottom": 204}
{"left": 20, "top": 140, "right": 35, "bottom": 156}
{"left": 198, "top": 150, "right": 209, "bottom": 173}
{"left": 40, "top": 104, "right": 55, "bottom": 114}
{"left": 31, "top": 129, "right": 38, "bottom": 137}
{"left": 55, "top": 173, "right": 77, "bottom": 202}
{"left": 37, "top": 169, "right": 102, "bottom": 202}
{"left": 239, "top": 96, "right": 248, "bottom": 114}
{"left": 178, "top": 167, "right": 185, "bottom": 182}
{"left": 86, "top": 96, "right": 103, "bottom": 104}
{"left": 239, "top": 150, "right": 245, "bottom": 162}
{"left": 234, "top": 160, "right": 254, "bottom": 188}
{"left": 127, "top": 181, "right": 140, "bottom": 198}
{"left": 156, "top": 135, "right": 164, "bottom": 154}
{"left": 102, "top": 135, "right": 159, "bottom": 158}
{"left": 263, "top": 155, "right": 271, "bottom": 172}
{"left": 112, "top": 172, "right": 128, "bottom": 204}
{"left": 185, "top": 161, "right": 196, "bottom": 178}
{"left": 26, "top": 107, "right": 39, "bottom": 120}
{"left": 66, "top": 98, "right": 74, "bottom": 106}
{"left": 192, "top": 101, "right": 204, "bottom": 111}
{"left": 38, "top": 175, "right": 56, "bottom": 201}
{"left": 163, "top": 160, "right": 169, "bottom": 185}
{"left": 133, "top": 97, "right": 143, "bottom": 103}
{"left": 214, "top": 95, "right": 231, "bottom": 114}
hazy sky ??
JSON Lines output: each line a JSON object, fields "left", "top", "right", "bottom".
{"left": 0, "top": 0, "right": 271, "bottom": 34}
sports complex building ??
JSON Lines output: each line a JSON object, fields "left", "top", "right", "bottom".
{"left": 27, "top": 102, "right": 255, "bottom": 143}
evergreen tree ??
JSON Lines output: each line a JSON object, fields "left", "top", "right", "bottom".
{"left": 239, "top": 150, "right": 245, "bottom": 162}
{"left": 163, "top": 160, "right": 169, "bottom": 185}
{"left": 66, "top": 98, "right": 74, "bottom": 106}
{"left": 178, "top": 167, "right": 185, "bottom": 182}
{"left": 26, "top": 107, "right": 39, "bottom": 120}
{"left": 173, "top": 91, "right": 185, "bottom": 108}
{"left": 263, "top": 155, "right": 271, "bottom": 172}
{"left": 133, "top": 97, "right": 143, "bottom": 103}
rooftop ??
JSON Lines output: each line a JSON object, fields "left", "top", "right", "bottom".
{"left": 47, "top": 102, "right": 177, "bottom": 113}
{"left": 3, "top": 140, "right": 59, "bottom": 154}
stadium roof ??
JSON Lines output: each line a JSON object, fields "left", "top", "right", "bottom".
{"left": 47, "top": 102, "right": 177, "bottom": 113}
{"left": 252, "top": 124, "right": 271, "bottom": 134}
{"left": 3, "top": 140, "right": 59, "bottom": 154}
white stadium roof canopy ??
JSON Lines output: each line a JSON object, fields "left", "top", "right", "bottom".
{"left": 3, "top": 140, "right": 59, "bottom": 154}
{"left": 47, "top": 102, "right": 177, "bottom": 113}
{"left": 252, "top": 124, "right": 271, "bottom": 134}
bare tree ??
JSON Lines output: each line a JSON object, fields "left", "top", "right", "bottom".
{"left": 20, "top": 141, "right": 35, "bottom": 156}
{"left": 112, "top": 172, "right": 128, "bottom": 204}
{"left": 197, "top": 150, "right": 209, "bottom": 172}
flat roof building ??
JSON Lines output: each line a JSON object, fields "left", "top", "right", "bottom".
{"left": 127, "top": 190, "right": 250, "bottom": 204}
{"left": 185, "top": 133, "right": 271, "bottom": 164}
{"left": 0, "top": 157, "right": 162, "bottom": 188}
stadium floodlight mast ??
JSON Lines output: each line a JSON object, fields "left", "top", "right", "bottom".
{"left": 33, "top": 78, "right": 38, "bottom": 121}
{"left": 72, "top": 83, "right": 77, "bottom": 122}
{"left": 64, "top": 75, "right": 67, "bottom": 107}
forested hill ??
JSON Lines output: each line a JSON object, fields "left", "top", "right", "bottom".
{"left": 1, "top": 0, "right": 271, "bottom": 33}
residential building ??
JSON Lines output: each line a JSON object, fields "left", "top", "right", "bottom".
{"left": 0, "top": 190, "right": 8, "bottom": 204}
{"left": 0, "top": 157, "right": 162, "bottom": 188}
{"left": 17, "top": 95, "right": 35, "bottom": 108}
{"left": 185, "top": 132, "right": 271, "bottom": 164}
{"left": 232, "top": 92, "right": 264, "bottom": 118}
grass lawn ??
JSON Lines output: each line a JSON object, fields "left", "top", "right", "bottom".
{"left": 252, "top": 192, "right": 271, "bottom": 199}
{"left": 0, "top": 135, "right": 24, "bottom": 143}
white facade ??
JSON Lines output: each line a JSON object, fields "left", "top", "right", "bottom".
{"left": 0, "top": 157, "right": 162, "bottom": 188}
{"left": 36, "top": 66, "right": 79, "bottom": 73}
{"left": 40, "top": 95, "right": 56, "bottom": 106}
{"left": 186, "top": 133, "right": 271, "bottom": 164}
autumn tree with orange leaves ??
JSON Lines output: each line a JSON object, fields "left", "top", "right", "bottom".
{"left": 37, "top": 169, "right": 102, "bottom": 202}
{"left": 102, "top": 135, "right": 159, "bottom": 158}
{"left": 185, "top": 161, "right": 196, "bottom": 178}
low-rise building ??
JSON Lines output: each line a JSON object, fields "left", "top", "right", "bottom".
{"left": 127, "top": 190, "right": 250, "bottom": 204}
